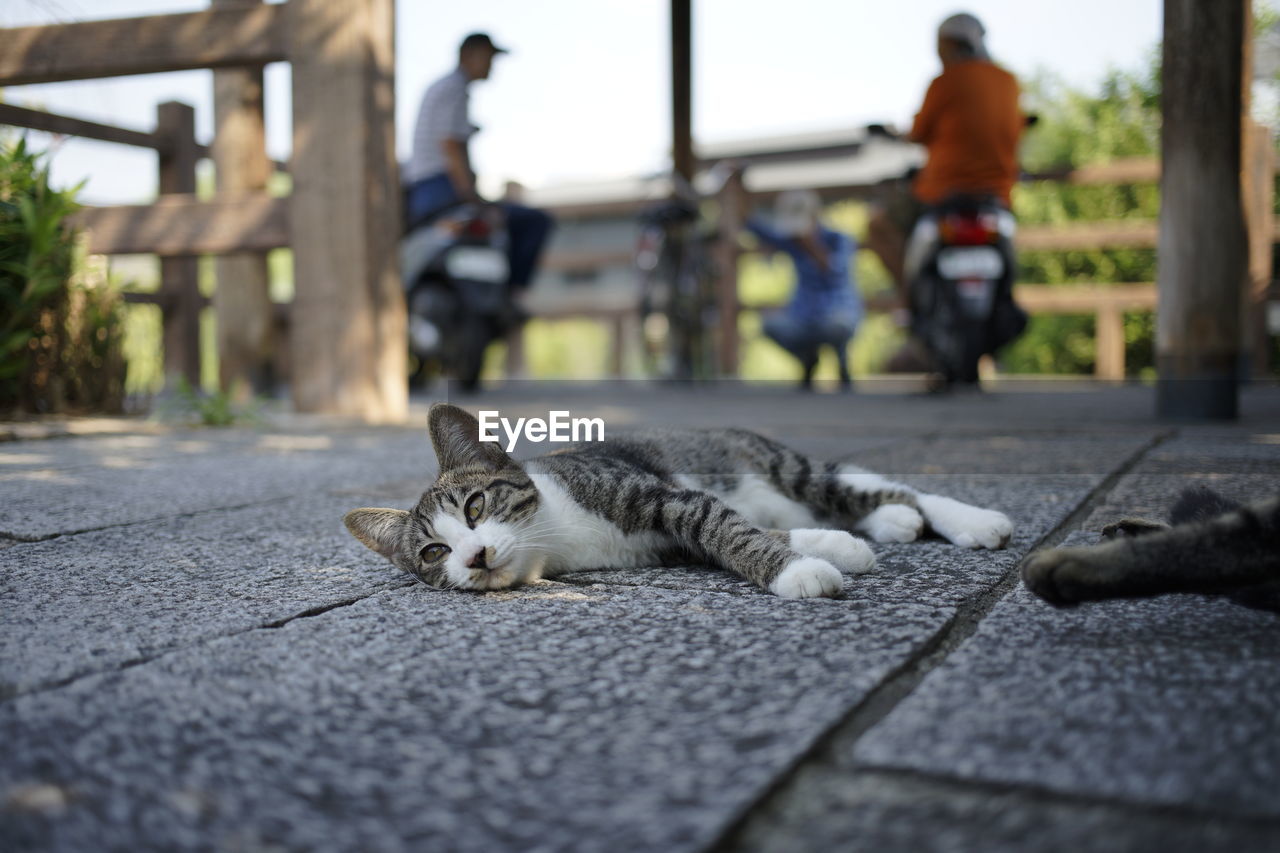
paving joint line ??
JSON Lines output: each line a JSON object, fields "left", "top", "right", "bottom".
{"left": 856, "top": 766, "right": 1280, "bottom": 829}
{"left": 0, "top": 582, "right": 415, "bottom": 704}
{"left": 0, "top": 498, "right": 299, "bottom": 544}
{"left": 0, "top": 481, "right": 412, "bottom": 544}
{"left": 704, "top": 429, "right": 1177, "bottom": 852}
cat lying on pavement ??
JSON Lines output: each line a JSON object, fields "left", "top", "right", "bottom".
{"left": 344, "top": 404, "right": 1013, "bottom": 599}
{"left": 1021, "top": 486, "right": 1280, "bottom": 612}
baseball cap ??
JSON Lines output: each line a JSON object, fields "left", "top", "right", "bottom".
{"left": 938, "top": 13, "right": 989, "bottom": 60}
{"left": 460, "top": 32, "right": 509, "bottom": 55}
{"left": 774, "top": 189, "right": 822, "bottom": 236}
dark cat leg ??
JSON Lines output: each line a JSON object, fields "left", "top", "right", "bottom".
{"left": 1022, "top": 496, "right": 1280, "bottom": 607}
{"left": 1100, "top": 518, "right": 1170, "bottom": 540}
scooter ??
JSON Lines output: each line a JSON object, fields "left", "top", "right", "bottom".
{"left": 903, "top": 194, "right": 1026, "bottom": 386}
{"left": 866, "top": 118, "right": 1033, "bottom": 388}
{"left": 400, "top": 204, "right": 513, "bottom": 392}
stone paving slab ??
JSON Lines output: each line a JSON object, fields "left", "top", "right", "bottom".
{"left": 853, "top": 586, "right": 1280, "bottom": 818}
{"left": 0, "top": 426, "right": 1153, "bottom": 852}
{"left": 1, "top": 583, "right": 945, "bottom": 853}
{"left": 850, "top": 436, "right": 1280, "bottom": 821}
{"left": 0, "top": 490, "right": 419, "bottom": 698}
{"left": 732, "top": 770, "right": 1280, "bottom": 852}
{"left": 0, "top": 430, "right": 434, "bottom": 541}
{"left": 4, "top": 389, "right": 1277, "bottom": 852}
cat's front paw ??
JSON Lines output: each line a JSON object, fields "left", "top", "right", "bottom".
{"left": 856, "top": 504, "right": 924, "bottom": 543}
{"left": 789, "top": 529, "right": 877, "bottom": 574}
{"left": 770, "top": 557, "right": 844, "bottom": 599}
{"left": 917, "top": 495, "right": 1012, "bottom": 549}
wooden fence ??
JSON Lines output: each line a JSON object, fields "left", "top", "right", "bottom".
{"left": 0, "top": 0, "right": 405, "bottom": 421}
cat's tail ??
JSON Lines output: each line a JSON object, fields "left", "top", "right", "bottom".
{"left": 1169, "top": 485, "right": 1241, "bottom": 526}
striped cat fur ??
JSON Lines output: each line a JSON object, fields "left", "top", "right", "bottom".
{"left": 344, "top": 404, "right": 1013, "bottom": 599}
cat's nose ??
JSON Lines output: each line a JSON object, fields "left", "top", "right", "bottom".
{"left": 465, "top": 548, "right": 488, "bottom": 570}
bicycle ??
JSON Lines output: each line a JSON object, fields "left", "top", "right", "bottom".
{"left": 633, "top": 166, "right": 738, "bottom": 380}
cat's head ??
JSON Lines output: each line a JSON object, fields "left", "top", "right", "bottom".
{"left": 344, "top": 404, "right": 545, "bottom": 591}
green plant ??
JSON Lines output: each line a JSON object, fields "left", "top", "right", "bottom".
{"left": 1, "top": 137, "right": 126, "bottom": 414}
{"left": 158, "top": 377, "right": 262, "bottom": 427}
{"left": 1000, "top": 62, "right": 1163, "bottom": 376}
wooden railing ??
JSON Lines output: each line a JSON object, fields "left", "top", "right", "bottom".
{"left": 1, "top": 0, "right": 405, "bottom": 421}
{"left": 534, "top": 148, "right": 1276, "bottom": 380}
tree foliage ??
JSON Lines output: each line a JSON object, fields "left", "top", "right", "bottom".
{"left": 1001, "top": 59, "right": 1162, "bottom": 376}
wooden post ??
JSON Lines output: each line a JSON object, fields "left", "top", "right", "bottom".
{"left": 212, "top": 0, "right": 274, "bottom": 399}
{"left": 1242, "top": 119, "right": 1275, "bottom": 377}
{"left": 1095, "top": 304, "right": 1125, "bottom": 381}
{"left": 714, "top": 167, "right": 745, "bottom": 375}
{"left": 287, "top": 0, "right": 405, "bottom": 421}
{"left": 1156, "top": 0, "right": 1247, "bottom": 419}
{"left": 155, "top": 101, "right": 202, "bottom": 388}
{"left": 670, "top": 0, "right": 694, "bottom": 184}
{"left": 610, "top": 313, "right": 626, "bottom": 377}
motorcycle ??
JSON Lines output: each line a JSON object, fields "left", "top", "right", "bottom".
{"left": 400, "top": 203, "right": 513, "bottom": 392}
{"left": 903, "top": 194, "right": 1026, "bottom": 386}
{"left": 866, "top": 117, "right": 1034, "bottom": 388}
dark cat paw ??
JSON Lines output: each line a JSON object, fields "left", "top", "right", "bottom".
{"left": 1100, "top": 518, "right": 1170, "bottom": 540}
{"left": 1020, "top": 547, "right": 1103, "bottom": 607}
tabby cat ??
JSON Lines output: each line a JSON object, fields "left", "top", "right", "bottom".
{"left": 344, "top": 404, "right": 1014, "bottom": 598}
{"left": 1021, "top": 486, "right": 1280, "bottom": 612}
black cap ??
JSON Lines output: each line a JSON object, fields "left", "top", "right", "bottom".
{"left": 459, "top": 32, "right": 508, "bottom": 55}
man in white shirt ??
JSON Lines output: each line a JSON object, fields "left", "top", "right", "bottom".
{"left": 405, "top": 33, "right": 553, "bottom": 291}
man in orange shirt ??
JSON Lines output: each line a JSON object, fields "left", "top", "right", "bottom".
{"left": 867, "top": 13, "right": 1023, "bottom": 295}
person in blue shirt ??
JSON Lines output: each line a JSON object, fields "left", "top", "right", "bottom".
{"left": 746, "top": 189, "right": 862, "bottom": 390}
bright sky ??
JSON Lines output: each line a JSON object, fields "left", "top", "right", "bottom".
{"left": 2, "top": 0, "right": 1161, "bottom": 204}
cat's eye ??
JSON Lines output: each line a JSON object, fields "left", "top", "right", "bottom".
{"left": 421, "top": 543, "right": 449, "bottom": 563}
{"left": 465, "top": 493, "right": 485, "bottom": 524}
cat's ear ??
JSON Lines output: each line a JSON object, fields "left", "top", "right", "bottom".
{"left": 428, "top": 403, "right": 513, "bottom": 472}
{"left": 344, "top": 508, "right": 409, "bottom": 561}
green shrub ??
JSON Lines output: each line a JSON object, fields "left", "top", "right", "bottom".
{"left": 0, "top": 138, "right": 125, "bottom": 414}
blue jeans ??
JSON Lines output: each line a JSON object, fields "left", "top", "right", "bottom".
{"left": 406, "top": 174, "right": 554, "bottom": 290}
{"left": 763, "top": 311, "right": 855, "bottom": 375}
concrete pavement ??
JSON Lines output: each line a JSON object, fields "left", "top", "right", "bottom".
{"left": 2, "top": 384, "right": 1278, "bottom": 851}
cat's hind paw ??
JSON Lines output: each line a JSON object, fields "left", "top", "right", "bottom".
{"left": 1020, "top": 547, "right": 1095, "bottom": 606}
{"left": 856, "top": 504, "right": 924, "bottom": 543}
{"left": 770, "top": 557, "right": 844, "bottom": 599}
{"left": 789, "top": 529, "right": 877, "bottom": 574}
{"left": 918, "top": 495, "right": 1012, "bottom": 549}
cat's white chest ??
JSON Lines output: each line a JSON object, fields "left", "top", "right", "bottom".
{"left": 528, "top": 472, "right": 672, "bottom": 573}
